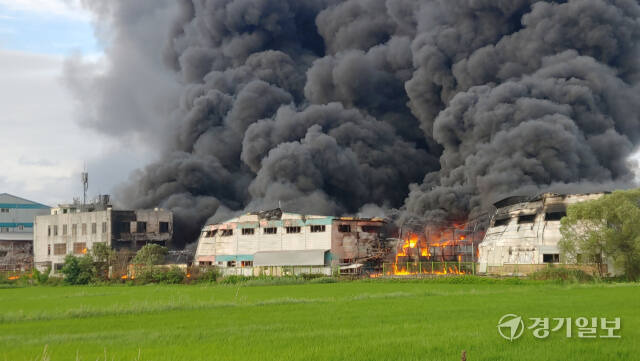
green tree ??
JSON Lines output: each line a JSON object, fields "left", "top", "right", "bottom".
{"left": 133, "top": 244, "right": 168, "bottom": 266}
{"left": 61, "top": 254, "right": 96, "bottom": 285}
{"left": 91, "top": 242, "right": 115, "bottom": 280}
{"left": 559, "top": 189, "right": 640, "bottom": 280}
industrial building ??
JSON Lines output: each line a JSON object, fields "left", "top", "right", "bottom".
{"left": 0, "top": 193, "right": 50, "bottom": 271}
{"left": 194, "top": 209, "right": 386, "bottom": 275}
{"left": 478, "top": 192, "right": 612, "bottom": 275}
{"left": 33, "top": 196, "right": 173, "bottom": 272}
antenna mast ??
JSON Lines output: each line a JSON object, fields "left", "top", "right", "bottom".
{"left": 81, "top": 170, "right": 88, "bottom": 211}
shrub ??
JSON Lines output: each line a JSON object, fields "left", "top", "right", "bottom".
{"left": 165, "top": 266, "right": 186, "bottom": 284}
{"left": 31, "top": 267, "right": 50, "bottom": 285}
{"left": 198, "top": 267, "right": 221, "bottom": 283}
{"left": 61, "top": 254, "right": 97, "bottom": 285}
{"left": 220, "top": 275, "right": 251, "bottom": 284}
{"left": 133, "top": 244, "right": 168, "bottom": 266}
{"left": 529, "top": 267, "right": 594, "bottom": 283}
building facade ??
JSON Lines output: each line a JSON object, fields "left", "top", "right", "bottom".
{"left": 34, "top": 198, "right": 173, "bottom": 272}
{"left": 0, "top": 193, "right": 50, "bottom": 271}
{"left": 194, "top": 209, "right": 385, "bottom": 274}
{"left": 478, "top": 192, "right": 608, "bottom": 275}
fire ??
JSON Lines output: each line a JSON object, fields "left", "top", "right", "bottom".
{"left": 389, "top": 229, "right": 470, "bottom": 276}
{"left": 121, "top": 275, "right": 128, "bottom": 280}
{"left": 8, "top": 275, "right": 20, "bottom": 280}
{"left": 82, "top": 248, "right": 88, "bottom": 254}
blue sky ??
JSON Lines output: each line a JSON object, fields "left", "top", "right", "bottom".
{"left": 0, "top": 4, "right": 99, "bottom": 56}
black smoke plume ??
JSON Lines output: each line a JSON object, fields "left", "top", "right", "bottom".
{"left": 67, "top": 0, "right": 640, "bottom": 246}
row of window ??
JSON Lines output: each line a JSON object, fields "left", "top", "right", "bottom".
{"left": 493, "top": 211, "right": 567, "bottom": 227}
{"left": 48, "top": 222, "right": 107, "bottom": 237}
{"left": 203, "top": 224, "right": 378, "bottom": 238}
{"left": 0, "top": 225, "right": 25, "bottom": 232}
{"left": 48, "top": 242, "right": 102, "bottom": 256}
{"left": 0, "top": 208, "right": 9, "bottom": 213}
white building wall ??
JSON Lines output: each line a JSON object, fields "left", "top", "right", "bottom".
{"left": 34, "top": 210, "right": 112, "bottom": 270}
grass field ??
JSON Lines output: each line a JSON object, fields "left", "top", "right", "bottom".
{"left": 1, "top": 278, "right": 638, "bottom": 361}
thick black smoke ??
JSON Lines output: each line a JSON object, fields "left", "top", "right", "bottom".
{"left": 67, "top": 0, "right": 640, "bottom": 246}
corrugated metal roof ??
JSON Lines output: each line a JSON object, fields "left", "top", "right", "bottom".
{"left": 253, "top": 249, "right": 329, "bottom": 266}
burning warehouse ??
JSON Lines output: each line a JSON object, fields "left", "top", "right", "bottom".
{"left": 194, "top": 208, "right": 386, "bottom": 275}
{"left": 477, "top": 192, "right": 617, "bottom": 276}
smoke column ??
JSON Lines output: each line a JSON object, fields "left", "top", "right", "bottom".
{"left": 67, "top": 0, "right": 640, "bottom": 246}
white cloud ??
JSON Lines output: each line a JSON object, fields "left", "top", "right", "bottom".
{"left": 0, "top": 49, "right": 152, "bottom": 206}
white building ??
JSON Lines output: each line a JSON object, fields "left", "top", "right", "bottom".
{"left": 194, "top": 209, "right": 385, "bottom": 275}
{"left": 0, "top": 193, "right": 50, "bottom": 270}
{"left": 478, "top": 192, "right": 610, "bottom": 275}
{"left": 34, "top": 197, "right": 173, "bottom": 272}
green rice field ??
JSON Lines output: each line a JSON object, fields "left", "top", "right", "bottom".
{"left": 1, "top": 279, "right": 638, "bottom": 360}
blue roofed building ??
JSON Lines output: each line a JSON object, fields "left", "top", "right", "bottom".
{"left": 0, "top": 193, "right": 50, "bottom": 270}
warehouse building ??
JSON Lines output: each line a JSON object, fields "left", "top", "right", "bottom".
{"left": 33, "top": 196, "right": 173, "bottom": 272}
{"left": 194, "top": 208, "right": 386, "bottom": 275}
{"left": 478, "top": 192, "right": 612, "bottom": 275}
{"left": 0, "top": 193, "right": 50, "bottom": 271}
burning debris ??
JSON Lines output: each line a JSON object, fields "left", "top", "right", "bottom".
{"left": 66, "top": 1, "right": 640, "bottom": 247}
{"left": 385, "top": 220, "right": 486, "bottom": 276}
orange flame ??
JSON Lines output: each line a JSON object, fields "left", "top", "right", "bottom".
{"left": 121, "top": 275, "right": 128, "bottom": 280}
{"left": 390, "top": 232, "right": 467, "bottom": 276}
{"left": 8, "top": 275, "right": 19, "bottom": 280}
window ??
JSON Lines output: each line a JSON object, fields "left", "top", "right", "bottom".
{"left": 227, "top": 260, "right": 236, "bottom": 267}
{"left": 119, "top": 222, "right": 129, "bottom": 234}
{"left": 545, "top": 211, "right": 566, "bottom": 221}
{"left": 286, "top": 226, "right": 301, "bottom": 234}
{"left": 220, "top": 229, "right": 233, "bottom": 237}
{"left": 310, "top": 225, "right": 326, "bottom": 233}
{"left": 48, "top": 226, "right": 51, "bottom": 237}
{"left": 82, "top": 224, "right": 87, "bottom": 235}
{"left": 73, "top": 242, "right": 87, "bottom": 254}
{"left": 543, "top": 254, "right": 560, "bottom": 263}
{"left": 72, "top": 224, "right": 77, "bottom": 236}
{"left": 263, "top": 227, "right": 277, "bottom": 235}
{"left": 338, "top": 224, "right": 351, "bottom": 233}
{"left": 102, "top": 222, "right": 107, "bottom": 233}
{"left": 18, "top": 224, "right": 24, "bottom": 230}
{"left": 54, "top": 225, "right": 58, "bottom": 236}
{"left": 0, "top": 208, "right": 8, "bottom": 213}
{"left": 159, "top": 221, "right": 169, "bottom": 233}
{"left": 47, "top": 244, "right": 51, "bottom": 256}
{"left": 204, "top": 230, "right": 218, "bottom": 238}
{"left": 361, "top": 225, "right": 380, "bottom": 233}
{"left": 92, "top": 223, "right": 97, "bottom": 234}
{"left": 518, "top": 214, "right": 536, "bottom": 224}
{"left": 242, "top": 228, "right": 255, "bottom": 235}
{"left": 62, "top": 225, "right": 68, "bottom": 235}
{"left": 0, "top": 227, "right": 8, "bottom": 232}
{"left": 54, "top": 263, "right": 64, "bottom": 272}
{"left": 493, "top": 218, "right": 510, "bottom": 227}
{"left": 0, "top": 251, "right": 6, "bottom": 257}
{"left": 136, "top": 222, "right": 147, "bottom": 233}
{"left": 241, "top": 260, "right": 253, "bottom": 267}
{"left": 53, "top": 243, "right": 67, "bottom": 255}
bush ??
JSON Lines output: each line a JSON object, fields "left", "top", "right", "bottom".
{"left": 165, "top": 266, "right": 186, "bottom": 284}
{"left": 220, "top": 275, "right": 251, "bottom": 284}
{"left": 198, "top": 267, "right": 221, "bottom": 283}
{"left": 529, "top": 267, "right": 594, "bottom": 283}
{"left": 133, "top": 244, "right": 168, "bottom": 266}
{"left": 61, "top": 255, "right": 97, "bottom": 285}
{"left": 31, "top": 267, "right": 50, "bottom": 285}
